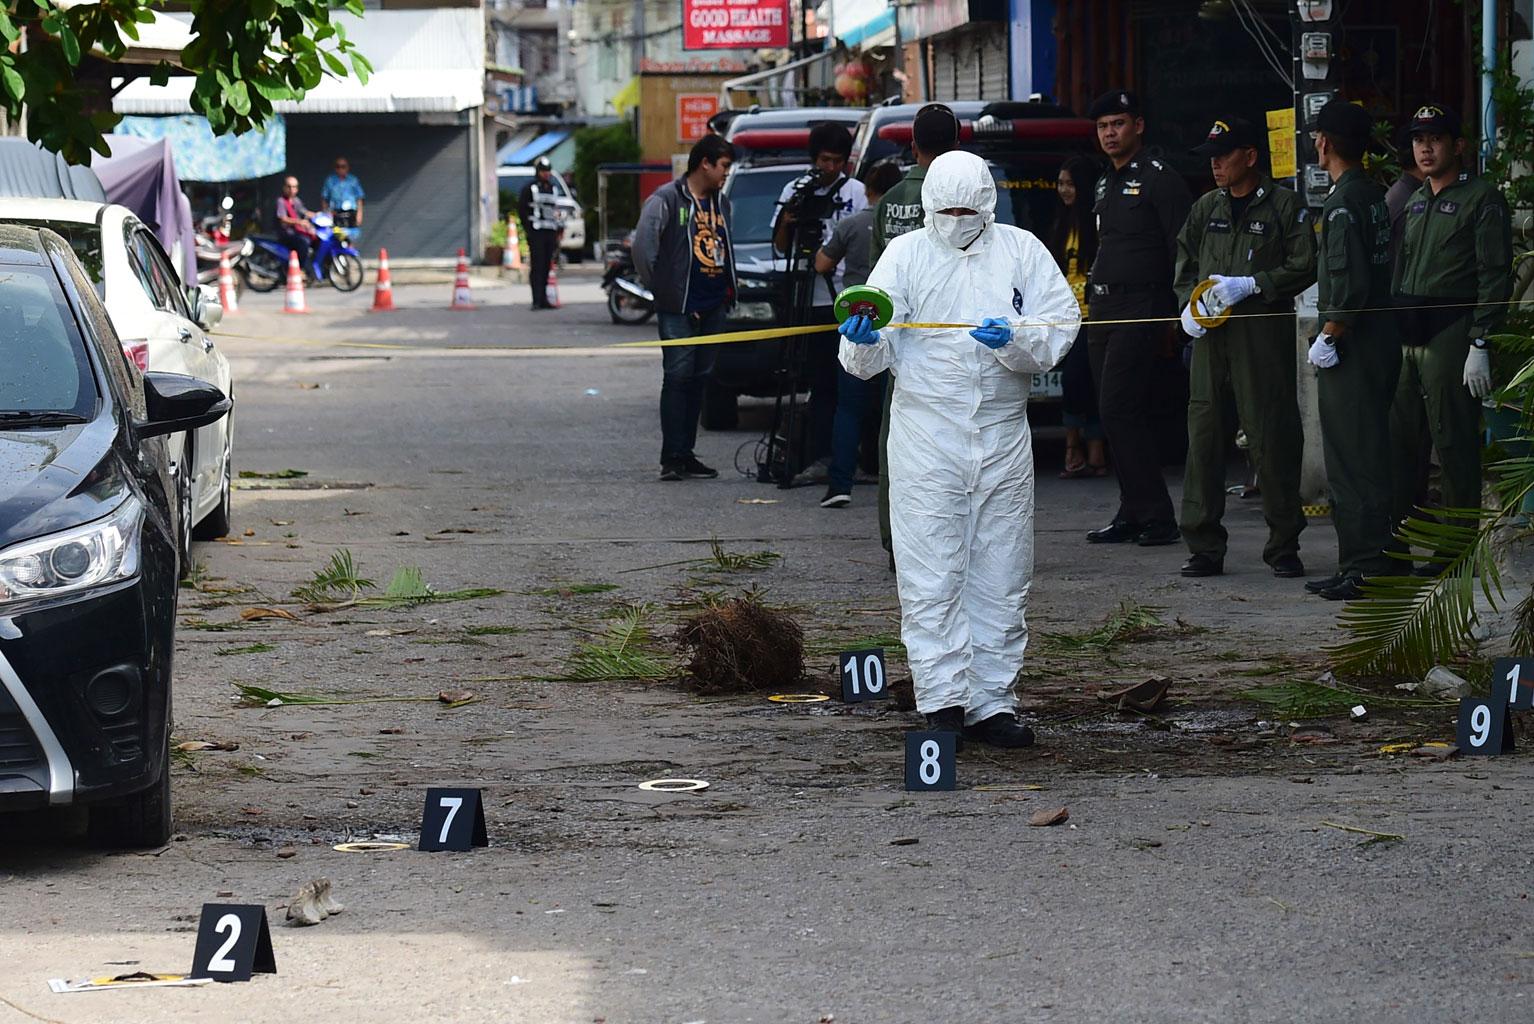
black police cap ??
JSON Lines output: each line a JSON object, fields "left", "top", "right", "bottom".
{"left": 1191, "top": 117, "right": 1261, "bottom": 157}
{"left": 1307, "top": 98, "right": 1372, "bottom": 142}
{"left": 1409, "top": 103, "right": 1462, "bottom": 138}
{"left": 1087, "top": 90, "right": 1140, "bottom": 120}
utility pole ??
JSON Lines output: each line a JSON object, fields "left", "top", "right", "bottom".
{"left": 631, "top": 0, "right": 645, "bottom": 73}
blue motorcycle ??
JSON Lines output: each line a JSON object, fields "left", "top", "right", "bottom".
{"left": 244, "top": 211, "right": 365, "bottom": 293}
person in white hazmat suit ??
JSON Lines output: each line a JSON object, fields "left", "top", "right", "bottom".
{"left": 838, "top": 150, "right": 1080, "bottom": 747}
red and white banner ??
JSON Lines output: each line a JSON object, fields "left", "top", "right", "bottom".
{"left": 682, "top": 0, "right": 791, "bottom": 50}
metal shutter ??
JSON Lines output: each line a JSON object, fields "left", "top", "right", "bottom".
{"left": 932, "top": 42, "right": 957, "bottom": 101}
{"left": 954, "top": 31, "right": 981, "bottom": 99}
{"left": 283, "top": 118, "right": 471, "bottom": 259}
{"left": 980, "top": 26, "right": 1009, "bottom": 99}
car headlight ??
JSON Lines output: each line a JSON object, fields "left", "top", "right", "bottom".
{"left": 0, "top": 497, "right": 143, "bottom": 608}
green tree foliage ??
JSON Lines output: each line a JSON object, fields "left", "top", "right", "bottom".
{"left": 572, "top": 122, "right": 641, "bottom": 237}
{"left": 0, "top": 0, "right": 372, "bottom": 164}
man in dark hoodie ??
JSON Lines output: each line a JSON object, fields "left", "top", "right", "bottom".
{"left": 633, "top": 134, "right": 737, "bottom": 481}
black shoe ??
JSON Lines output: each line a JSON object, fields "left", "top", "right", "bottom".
{"left": 820, "top": 486, "right": 851, "bottom": 508}
{"left": 1136, "top": 520, "right": 1181, "bottom": 547}
{"left": 1087, "top": 520, "right": 1143, "bottom": 544}
{"left": 680, "top": 457, "right": 718, "bottom": 479}
{"left": 1304, "top": 573, "right": 1345, "bottom": 594}
{"left": 963, "top": 712, "right": 1036, "bottom": 749}
{"left": 1271, "top": 554, "right": 1306, "bottom": 578}
{"left": 1319, "top": 574, "right": 1367, "bottom": 601}
{"left": 925, "top": 706, "right": 966, "bottom": 750}
{"left": 531, "top": 303, "right": 549, "bottom": 311}
{"left": 659, "top": 462, "right": 684, "bottom": 482}
{"left": 1181, "top": 553, "right": 1223, "bottom": 577}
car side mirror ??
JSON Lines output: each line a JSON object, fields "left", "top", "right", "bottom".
{"left": 137, "top": 371, "right": 230, "bottom": 439}
{"left": 189, "top": 285, "right": 223, "bottom": 330}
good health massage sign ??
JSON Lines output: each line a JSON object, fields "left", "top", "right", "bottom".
{"left": 683, "top": 0, "right": 791, "bottom": 49}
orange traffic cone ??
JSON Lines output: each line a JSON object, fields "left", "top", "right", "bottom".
{"left": 371, "top": 247, "right": 395, "bottom": 312}
{"left": 282, "top": 249, "right": 308, "bottom": 314}
{"left": 450, "top": 248, "right": 474, "bottom": 310}
{"left": 503, "top": 216, "right": 524, "bottom": 275}
{"left": 546, "top": 260, "right": 562, "bottom": 309}
{"left": 216, "top": 249, "right": 240, "bottom": 315}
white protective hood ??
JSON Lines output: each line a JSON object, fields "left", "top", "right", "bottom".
{"left": 921, "top": 151, "right": 996, "bottom": 252}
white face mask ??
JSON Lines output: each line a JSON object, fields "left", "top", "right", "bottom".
{"left": 931, "top": 212, "right": 987, "bottom": 250}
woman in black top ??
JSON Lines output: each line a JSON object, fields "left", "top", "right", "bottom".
{"left": 1048, "top": 154, "right": 1107, "bottom": 478}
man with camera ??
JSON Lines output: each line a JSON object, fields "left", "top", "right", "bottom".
{"left": 770, "top": 124, "right": 868, "bottom": 484}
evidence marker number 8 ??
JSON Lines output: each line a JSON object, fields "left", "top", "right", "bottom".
{"left": 839, "top": 648, "right": 889, "bottom": 703}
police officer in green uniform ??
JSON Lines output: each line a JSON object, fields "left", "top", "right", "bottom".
{"left": 1173, "top": 117, "right": 1316, "bottom": 578}
{"left": 870, "top": 104, "right": 959, "bottom": 564}
{"left": 1390, "top": 103, "right": 1513, "bottom": 554}
{"left": 1304, "top": 100, "right": 1399, "bottom": 601}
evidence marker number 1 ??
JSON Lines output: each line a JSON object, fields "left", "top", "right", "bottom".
{"left": 839, "top": 648, "right": 889, "bottom": 703}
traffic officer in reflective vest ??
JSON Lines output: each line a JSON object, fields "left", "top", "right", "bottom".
{"left": 1391, "top": 103, "right": 1514, "bottom": 562}
{"left": 1173, "top": 117, "right": 1315, "bottom": 579}
{"left": 1083, "top": 90, "right": 1193, "bottom": 548}
{"left": 1304, "top": 99, "right": 1398, "bottom": 601}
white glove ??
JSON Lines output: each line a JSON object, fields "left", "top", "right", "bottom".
{"left": 1209, "top": 274, "right": 1259, "bottom": 306}
{"left": 1464, "top": 346, "right": 1492, "bottom": 398}
{"left": 1179, "top": 301, "right": 1206, "bottom": 339}
{"left": 1307, "top": 333, "right": 1339, "bottom": 369}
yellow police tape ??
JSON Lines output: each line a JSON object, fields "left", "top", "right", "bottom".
{"left": 214, "top": 298, "right": 1523, "bottom": 354}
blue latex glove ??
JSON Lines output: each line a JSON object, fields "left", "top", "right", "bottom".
{"left": 970, "top": 316, "right": 1012, "bottom": 350}
{"left": 838, "top": 313, "right": 880, "bottom": 346}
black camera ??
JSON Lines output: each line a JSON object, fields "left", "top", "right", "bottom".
{"left": 781, "top": 172, "right": 844, "bottom": 254}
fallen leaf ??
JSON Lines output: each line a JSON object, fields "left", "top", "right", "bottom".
{"left": 378, "top": 728, "right": 404, "bottom": 735}
{"left": 174, "top": 740, "right": 240, "bottom": 752}
{"left": 1028, "top": 806, "right": 1070, "bottom": 827}
{"left": 241, "top": 807, "right": 264, "bottom": 816}
{"left": 242, "top": 607, "right": 298, "bottom": 621}
{"left": 243, "top": 529, "right": 256, "bottom": 537}
{"left": 889, "top": 836, "right": 919, "bottom": 846}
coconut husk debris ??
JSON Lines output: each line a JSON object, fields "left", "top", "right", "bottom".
{"left": 677, "top": 597, "right": 804, "bottom": 693}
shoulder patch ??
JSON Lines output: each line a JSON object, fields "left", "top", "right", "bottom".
{"left": 1436, "top": 199, "right": 1459, "bottom": 215}
{"left": 1327, "top": 207, "right": 1352, "bottom": 223}
{"left": 1297, "top": 209, "right": 1308, "bottom": 223}
{"left": 1150, "top": 159, "right": 1165, "bottom": 171}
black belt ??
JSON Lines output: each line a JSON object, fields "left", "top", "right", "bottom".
{"left": 1089, "top": 282, "right": 1162, "bottom": 297}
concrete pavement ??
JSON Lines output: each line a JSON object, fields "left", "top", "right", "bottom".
{"left": 1, "top": 280, "right": 1528, "bottom": 1023}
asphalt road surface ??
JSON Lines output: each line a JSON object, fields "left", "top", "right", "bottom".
{"left": 2, "top": 271, "right": 1530, "bottom": 1023}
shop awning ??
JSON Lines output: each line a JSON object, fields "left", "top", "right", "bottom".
{"left": 499, "top": 129, "right": 571, "bottom": 165}
{"left": 113, "top": 70, "right": 483, "bottom": 115}
{"left": 115, "top": 114, "right": 286, "bottom": 181}
{"left": 839, "top": 8, "right": 895, "bottom": 48}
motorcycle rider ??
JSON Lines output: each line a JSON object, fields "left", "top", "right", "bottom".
{"left": 276, "top": 175, "right": 318, "bottom": 280}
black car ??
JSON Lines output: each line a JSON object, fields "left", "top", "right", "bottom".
{"left": 0, "top": 226, "right": 229, "bottom": 847}
{"left": 705, "top": 162, "right": 810, "bottom": 430}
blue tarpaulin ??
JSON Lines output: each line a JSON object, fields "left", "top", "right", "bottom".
{"left": 498, "top": 129, "right": 571, "bottom": 166}
{"left": 116, "top": 115, "right": 287, "bottom": 182}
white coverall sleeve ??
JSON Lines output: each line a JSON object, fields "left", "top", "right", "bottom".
{"left": 838, "top": 234, "right": 904, "bottom": 379}
{"left": 989, "top": 232, "right": 1082, "bottom": 375}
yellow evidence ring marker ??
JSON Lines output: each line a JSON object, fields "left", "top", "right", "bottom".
{"left": 767, "top": 693, "right": 831, "bottom": 703}
{"left": 1189, "top": 278, "right": 1233, "bottom": 330}
{"left": 332, "top": 841, "right": 411, "bottom": 853}
{"left": 833, "top": 285, "right": 895, "bottom": 330}
{"left": 637, "top": 778, "right": 710, "bottom": 793}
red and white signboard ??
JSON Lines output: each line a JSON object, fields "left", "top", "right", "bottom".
{"left": 682, "top": 0, "right": 791, "bottom": 50}
{"left": 677, "top": 94, "right": 721, "bottom": 142}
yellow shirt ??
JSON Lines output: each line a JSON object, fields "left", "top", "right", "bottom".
{"left": 1064, "top": 226, "right": 1089, "bottom": 318}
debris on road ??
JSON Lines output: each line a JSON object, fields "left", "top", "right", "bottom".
{"left": 1029, "top": 807, "right": 1070, "bottom": 827}
{"left": 1421, "top": 666, "right": 1473, "bottom": 698}
{"left": 286, "top": 878, "right": 345, "bottom": 926}
{"left": 174, "top": 740, "right": 240, "bottom": 752}
{"left": 241, "top": 607, "right": 300, "bottom": 622}
{"left": 677, "top": 593, "right": 803, "bottom": 693}
{"left": 437, "top": 689, "right": 478, "bottom": 707}
{"left": 1319, "top": 820, "right": 1404, "bottom": 844}
{"left": 560, "top": 604, "right": 673, "bottom": 681}
{"left": 1097, "top": 677, "right": 1170, "bottom": 713}
{"left": 50, "top": 973, "right": 212, "bottom": 993}
{"left": 890, "top": 836, "right": 919, "bottom": 846}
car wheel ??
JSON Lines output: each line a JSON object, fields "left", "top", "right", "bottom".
{"left": 87, "top": 737, "right": 173, "bottom": 849}
{"left": 174, "top": 437, "right": 194, "bottom": 579}
{"left": 192, "top": 419, "right": 233, "bottom": 541}
{"left": 329, "top": 253, "right": 365, "bottom": 292}
{"left": 700, "top": 383, "right": 739, "bottom": 431}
